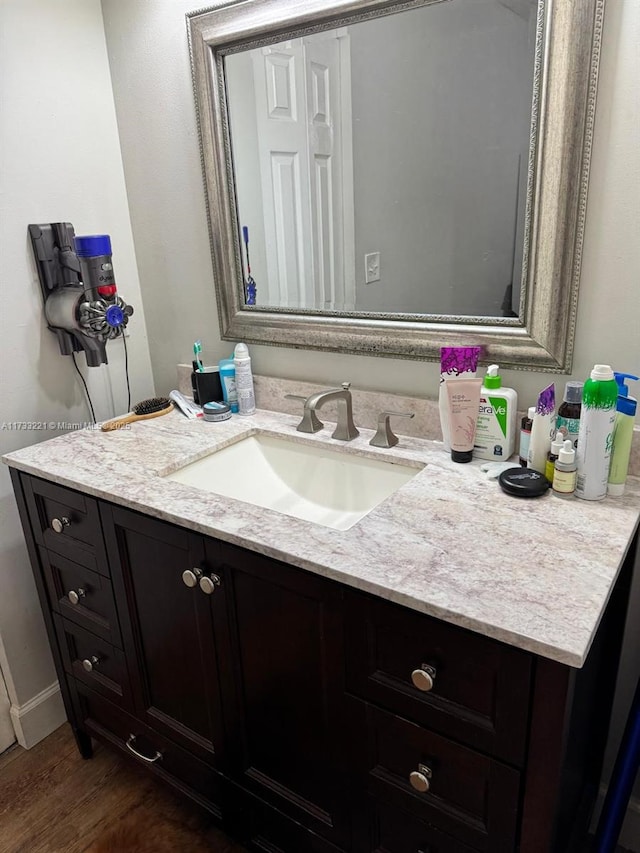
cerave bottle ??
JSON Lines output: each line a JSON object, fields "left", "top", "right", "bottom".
{"left": 575, "top": 365, "right": 619, "bottom": 501}
{"left": 473, "top": 365, "right": 518, "bottom": 460}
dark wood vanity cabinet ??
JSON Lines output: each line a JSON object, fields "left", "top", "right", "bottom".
{"left": 10, "top": 469, "right": 636, "bottom": 853}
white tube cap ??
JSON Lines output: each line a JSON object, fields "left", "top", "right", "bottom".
{"left": 607, "top": 482, "right": 625, "bottom": 496}
{"left": 590, "top": 364, "right": 614, "bottom": 381}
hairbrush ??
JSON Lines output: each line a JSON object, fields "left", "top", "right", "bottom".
{"left": 101, "top": 397, "right": 173, "bottom": 432}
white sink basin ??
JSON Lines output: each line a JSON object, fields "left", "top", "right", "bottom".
{"left": 164, "top": 433, "right": 420, "bottom": 530}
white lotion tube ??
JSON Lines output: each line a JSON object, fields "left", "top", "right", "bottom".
{"left": 446, "top": 378, "right": 483, "bottom": 463}
{"left": 527, "top": 384, "right": 556, "bottom": 475}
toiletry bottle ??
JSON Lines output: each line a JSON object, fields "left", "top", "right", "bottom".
{"left": 519, "top": 406, "right": 535, "bottom": 467}
{"left": 552, "top": 440, "right": 577, "bottom": 498}
{"left": 438, "top": 347, "right": 482, "bottom": 451}
{"left": 218, "top": 357, "right": 239, "bottom": 413}
{"left": 473, "top": 364, "right": 518, "bottom": 460}
{"left": 545, "top": 431, "right": 565, "bottom": 482}
{"left": 607, "top": 373, "right": 638, "bottom": 496}
{"left": 527, "top": 384, "right": 556, "bottom": 476}
{"left": 575, "top": 364, "right": 619, "bottom": 501}
{"left": 555, "top": 381, "right": 583, "bottom": 449}
{"left": 233, "top": 342, "right": 256, "bottom": 415}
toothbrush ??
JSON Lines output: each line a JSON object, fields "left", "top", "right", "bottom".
{"left": 193, "top": 340, "right": 204, "bottom": 372}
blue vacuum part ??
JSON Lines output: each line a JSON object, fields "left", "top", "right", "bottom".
{"left": 74, "top": 234, "right": 112, "bottom": 258}
{"left": 594, "top": 674, "right": 640, "bottom": 851}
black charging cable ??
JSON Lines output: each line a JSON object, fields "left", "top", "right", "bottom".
{"left": 71, "top": 351, "right": 96, "bottom": 425}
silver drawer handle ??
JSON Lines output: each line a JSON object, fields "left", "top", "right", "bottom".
{"left": 82, "top": 655, "right": 100, "bottom": 672}
{"left": 67, "top": 588, "right": 86, "bottom": 605}
{"left": 51, "top": 516, "right": 70, "bottom": 534}
{"left": 199, "top": 574, "right": 221, "bottom": 595}
{"left": 409, "top": 763, "right": 432, "bottom": 793}
{"left": 411, "top": 664, "right": 437, "bottom": 692}
{"left": 182, "top": 568, "right": 202, "bottom": 588}
{"left": 126, "top": 733, "right": 162, "bottom": 764}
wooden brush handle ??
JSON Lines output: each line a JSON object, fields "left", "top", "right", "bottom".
{"left": 101, "top": 412, "right": 140, "bottom": 431}
{"left": 101, "top": 404, "right": 172, "bottom": 432}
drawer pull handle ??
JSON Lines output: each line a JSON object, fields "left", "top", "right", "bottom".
{"left": 51, "top": 516, "right": 70, "bottom": 534}
{"left": 409, "top": 763, "right": 432, "bottom": 793}
{"left": 199, "top": 574, "right": 221, "bottom": 595}
{"left": 67, "top": 588, "right": 86, "bottom": 605}
{"left": 82, "top": 655, "right": 100, "bottom": 672}
{"left": 126, "top": 734, "right": 162, "bottom": 764}
{"left": 411, "top": 664, "right": 436, "bottom": 692}
{"left": 182, "top": 568, "right": 202, "bottom": 588}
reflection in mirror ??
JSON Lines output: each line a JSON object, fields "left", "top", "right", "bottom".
{"left": 188, "top": 0, "right": 603, "bottom": 370}
{"left": 226, "top": 0, "right": 537, "bottom": 317}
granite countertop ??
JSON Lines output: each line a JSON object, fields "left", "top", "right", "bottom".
{"left": 4, "top": 408, "right": 640, "bottom": 668}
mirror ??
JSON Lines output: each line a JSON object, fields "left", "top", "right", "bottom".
{"left": 188, "top": 0, "right": 604, "bottom": 371}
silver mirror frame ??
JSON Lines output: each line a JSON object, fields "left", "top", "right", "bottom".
{"left": 187, "top": 0, "right": 604, "bottom": 372}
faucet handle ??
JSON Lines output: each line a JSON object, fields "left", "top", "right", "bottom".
{"left": 369, "top": 411, "right": 415, "bottom": 448}
{"left": 285, "top": 394, "right": 323, "bottom": 434}
{"left": 341, "top": 382, "right": 351, "bottom": 391}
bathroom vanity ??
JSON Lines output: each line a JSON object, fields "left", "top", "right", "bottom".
{"left": 5, "top": 409, "right": 640, "bottom": 853}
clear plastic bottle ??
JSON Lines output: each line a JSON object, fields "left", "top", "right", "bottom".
{"left": 233, "top": 342, "right": 256, "bottom": 415}
{"left": 575, "top": 365, "right": 619, "bottom": 501}
{"left": 553, "top": 440, "right": 577, "bottom": 498}
{"left": 519, "top": 406, "right": 535, "bottom": 467}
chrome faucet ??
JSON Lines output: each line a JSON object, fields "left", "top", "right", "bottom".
{"left": 286, "top": 382, "right": 359, "bottom": 441}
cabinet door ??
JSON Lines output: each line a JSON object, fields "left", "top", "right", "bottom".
{"left": 216, "top": 540, "right": 351, "bottom": 849}
{"left": 101, "top": 505, "right": 230, "bottom": 766}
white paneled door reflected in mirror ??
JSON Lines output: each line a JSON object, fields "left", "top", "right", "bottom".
{"left": 188, "top": 0, "right": 604, "bottom": 370}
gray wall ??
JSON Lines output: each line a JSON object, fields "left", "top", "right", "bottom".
{"left": 351, "top": 0, "right": 533, "bottom": 316}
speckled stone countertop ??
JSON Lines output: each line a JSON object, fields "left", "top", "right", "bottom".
{"left": 4, "top": 408, "right": 640, "bottom": 668}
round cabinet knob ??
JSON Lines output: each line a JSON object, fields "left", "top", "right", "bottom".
{"left": 409, "top": 766, "right": 432, "bottom": 793}
{"left": 67, "top": 588, "right": 86, "bottom": 605}
{"left": 182, "top": 569, "right": 202, "bottom": 588}
{"left": 411, "top": 664, "right": 437, "bottom": 693}
{"left": 82, "top": 655, "right": 100, "bottom": 672}
{"left": 199, "top": 574, "right": 221, "bottom": 595}
{"left": 51, "top": 517, "right": 70, "bottom": 534}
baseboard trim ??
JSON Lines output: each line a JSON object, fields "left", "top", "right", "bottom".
{"left": 10, "top": 681, "right": 67, "bottom": 749}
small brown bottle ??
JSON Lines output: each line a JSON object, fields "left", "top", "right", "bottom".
{"left": 556, "top": 381, "right": 583, "bottom": 448}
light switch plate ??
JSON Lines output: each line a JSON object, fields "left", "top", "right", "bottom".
{"left": 365, "top": 252, "right": 380, "bottom": 284}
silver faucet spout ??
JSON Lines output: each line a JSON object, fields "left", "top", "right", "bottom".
{"left": 301, "top": 382, "right": 359, "bottom": 441}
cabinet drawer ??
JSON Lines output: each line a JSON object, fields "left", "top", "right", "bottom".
{"left": 53, "top": 614, "right": 132, "bottom": 710}
{"left": 345, "top": 590, "right": 531, "bottom": 764}
{"left": 241, "top": 794, "right": 345, "bottom": 853}
{"left": 41, "top": 548, "right": 121, "bottom": 646}
{"left": 73, "top": 683, "right": 224, "bottom": 817}
{"left": 364, "top": 705, "right": 519, "bottom": 852}
{"left": 22, "top": 475, "right": 108, "bottom": 575}
{"left": 360, "top": 797, "right": 478, "bottom": 853}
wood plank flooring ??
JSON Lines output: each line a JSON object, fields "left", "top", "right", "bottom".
{"left": 0, "top": 724, "right": 247, "bottom": 852}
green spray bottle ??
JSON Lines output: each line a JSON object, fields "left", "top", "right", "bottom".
{"left": 575, "top": 365, "right": 619, "bottom": 500}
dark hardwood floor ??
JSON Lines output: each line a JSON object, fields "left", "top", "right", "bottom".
{"left": 0, "top": 724, "right": 636, "bottom": 852}
{"left": 0, "top": 724, "right": 247, "bottom": 852}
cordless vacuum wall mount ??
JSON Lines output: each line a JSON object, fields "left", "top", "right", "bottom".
{"left": 28, "top": 222, "right": 134, "bottom": 366}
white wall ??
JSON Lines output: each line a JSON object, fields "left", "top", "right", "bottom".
{"left": 0, "top": 0, "right": 154, "bottom": 746}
